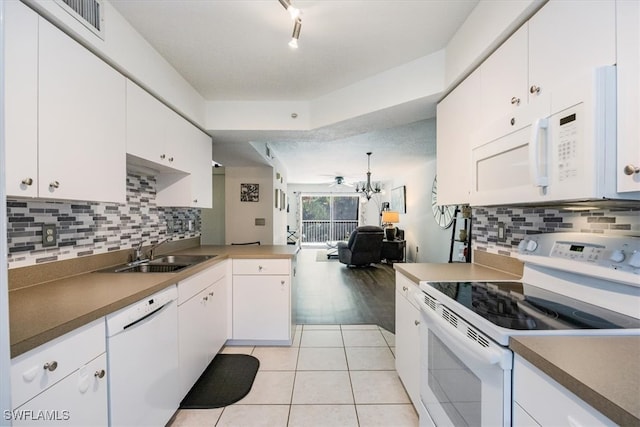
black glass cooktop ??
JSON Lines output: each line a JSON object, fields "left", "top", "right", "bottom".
{"left": 424, "top": 281, "right": 640, "bottom": 331}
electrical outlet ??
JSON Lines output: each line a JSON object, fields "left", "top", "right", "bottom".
{"left": 42, "top": 224, "right": 57, "bottom": 247}
{"left": 498, "top": 223, "right": 506, "bottom": 241}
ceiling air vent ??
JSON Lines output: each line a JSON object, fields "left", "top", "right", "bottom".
{"left": 55, "top": 0, "right": 104, "bottom": 39}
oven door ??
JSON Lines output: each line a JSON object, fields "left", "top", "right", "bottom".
{"left": 415, "top": 292, "right": 513, "bottom": 427}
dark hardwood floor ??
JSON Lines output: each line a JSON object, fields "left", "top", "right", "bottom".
{"left": 294, "top": 248, "right": 396, "bottom": 333}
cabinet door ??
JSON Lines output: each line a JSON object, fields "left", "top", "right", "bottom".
{"left": 233, "top": 275, "right": 290, "bottom": 341}
{"left": 13, "top": 353, "right": 108, "bottom": 427}
{"left": 164, "top": 113, "right": 193, "bottom": 173}
{"left": 126, "top": 80, "right": 171, "bottom": 166}
{"left": 436, "top": 69, "right": 481, "bottom": 205}
{"left": 616, "top": 0, "right": 640, "bottom": 193}
{"left": 480, "top": 24, "right": 528, "bottom": 125}
{"left": 38, "top": 19, "right": 126, "bottom": 203}
{"left": 4, "top": 0, "right": 38, "bottom": 197}
{"left": 178, "top": 288, "right": 209, "bottom": 397}
{"left": 189, "top": 127, "right": 213, "bottom": 208}
{"left": 394, "top": 288, "right": 420, "bottom": 407}
{"left": 528, "top": 0, "right": 615, "bottom": 106}
{"left": 208, "top": 277, "right": 228, "bottom": 362}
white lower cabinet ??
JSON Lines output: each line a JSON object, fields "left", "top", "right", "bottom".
{"left": 177, "top": 264, "right": 228, "bottom": 397}
{"left": 513, "top": 355, "right": 615, "bottom": 426}
{"left": 231, "top": 259, "right": 293, "bottom": 344}
{"left": 10, "top": 319, "right": 107, "bottom": 426}
{"left": 394, "top": 272, "right": 421, "bottom": 410}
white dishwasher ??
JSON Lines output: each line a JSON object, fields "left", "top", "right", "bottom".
{"left": 106, "top": 285, "right": 179, "bottom": 427}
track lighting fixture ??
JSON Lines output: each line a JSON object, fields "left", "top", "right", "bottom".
{"left": 289, "top": 19, "right": 302, "bottom": 48}
{"left": 278, "top": 0, "right": 301, "bottom": 20}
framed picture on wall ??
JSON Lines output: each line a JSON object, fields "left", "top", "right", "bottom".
{"left": 391, "top": 186, "right": 406, "bottom": 213}
{"left": 275, "top": 189, "right": 280, "bottom": 209}
{"left": 241, "top": 183, "right": 259, "bottom": 202}
{"left": 280, "top": 191, "right": 286, "bottom": 211}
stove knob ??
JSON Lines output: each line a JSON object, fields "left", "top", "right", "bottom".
{"left": 609, "top": 249, "right": 626, "bottom": 263}
{"left": 628, "top": 251, "right": 640, "bottom": 268}
{"left": 525, "top": 240, "right": 538, "bottom": 252}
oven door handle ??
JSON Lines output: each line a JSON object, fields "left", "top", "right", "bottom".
{"left": 416, "top": 297, "right": 511, "bottom": 370}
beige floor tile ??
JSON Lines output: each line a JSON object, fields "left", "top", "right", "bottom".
{"left": 292, "top": 325, "right": 303, "bottom": 347}
{"left": 356, "top": 404, "right": 419, "bottom": 427}
{"left": 220, "top": 345, "right": 254, "bottom": 355}
{"left": 300, "top": 329, "right": 344, "bottom": 347}
{"left": 216, "top": 405, "right": 290, "bottom": 427}
{"left": 288, "top": 405, "right": 359, "bottom": 427}
{"left": 380, "top": 328, "right": 396, "bottom": 347}
{"left": 237, "top": 371, "right": 295, "bottom": 404}
{"left": 350, "top": 371, "right": 411, "bottom": 404}
{"left": 168, "top": 409, "right": 223, "bottom": 426}
{"left": 292, "top": 371, "right": 354, "bottom": 404}
{"left": 252, "top": 346, "right": 299, "bottom": 371}
{"left": 345, "top": 346, "right": 395, "bottom": 370}
{"left": 342, "top": 329, "right": 388, "bottom": 347}
{"left": 341, "top": 324, "right": 379, "bottom": 330}
{"left": 303, "top": 324, "right": 341, "bottom": 330}
{"left": 297, "top": 347, "right": 348, "bottom": 371}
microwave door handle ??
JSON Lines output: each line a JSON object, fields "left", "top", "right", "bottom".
{"left": 529, "top": 117, "right": 549, "bottom": 188}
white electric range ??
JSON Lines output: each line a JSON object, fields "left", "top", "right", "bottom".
{"left": 414, "top": 232, "right": 640, "bottom": 427}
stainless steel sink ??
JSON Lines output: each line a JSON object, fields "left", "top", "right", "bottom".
{"left": 96, "top": 254, "right": 217, "bottom": 273}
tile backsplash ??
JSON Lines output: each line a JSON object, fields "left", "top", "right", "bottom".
{"left": 7, "top": 174, "right": 200, "bottom": 268}
{"left": 473, "top": 205, "right": 640, "bottom": 257}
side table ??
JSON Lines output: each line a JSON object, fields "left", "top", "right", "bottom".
{"left": 381, "top": 239, "right": 406, "bottom": 263}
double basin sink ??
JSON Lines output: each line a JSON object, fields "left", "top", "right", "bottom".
{"left": 98, "top": 254, "right": 217, "bottom": 274}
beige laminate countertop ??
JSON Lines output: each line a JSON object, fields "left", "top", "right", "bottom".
{"left": 394, "top": 261, "right": 522, "bottom": 284}
{"left": 9, "top": 245, "right": 298, "bottom": 358}
{"left": 511, "top": 336, "right": 640, "bottom": 426}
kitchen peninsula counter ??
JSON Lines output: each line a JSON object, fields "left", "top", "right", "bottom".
{"left": 511, "top": 335, "right": 640, "bottom": 426}
{"left": 9, "top": 244, "right": 298, "bottom": 358}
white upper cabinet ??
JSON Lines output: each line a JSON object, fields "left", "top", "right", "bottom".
{"left": 4, "top": 2, "right": 126, "bottom": 203}
{"left": 38, "top": 18, "right": 126, "bottom": 203}
{"left": 479, "top": 24, "right": 529, "bottom": 135}
{"left": 616, "top": 0, "right": 640, "bottom": 193}
{"left": 188, "top": 126, "right": 213, "bottom": 208}
{"left": 528, "top": 0, "right": 615, "bottom": 111}
{"left": 436, "top": 69, "right": 481, "bottom": 205}
{"left": 4, "top": 0, "right": 38, "bottom": 198}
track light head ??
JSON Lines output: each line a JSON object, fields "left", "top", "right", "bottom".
{"left": 289, "top": 19, "right": 302, "bottom": 48}
{"left": 278, "top": 0, "right": 301, "bottom": 20}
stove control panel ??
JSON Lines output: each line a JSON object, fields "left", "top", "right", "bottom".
{"left": 518, "top": 233, "right": 640, "bottom": 275}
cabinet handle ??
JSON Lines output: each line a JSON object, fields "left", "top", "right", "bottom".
{"left": 402, "top": 286, "right": 408, "bottom": 291}
{"left": 529, "top": 85, "right": 541, "bottom": 94}
{"left": 209, "top": 291, "right": 214, "bottom": 296}
{"left": 168, "top": 157, "right": 174, "bottom": 163}
{"left": 43, "top": 361, "right": 58, "bottom": 372}
{"left": 258, "top": 265, "right": 263, "bottom": 272}
{"left": 414, "top": 320, "right": 420, "bottom": 326}
{"left": 49, "top": 181, "right": 60, "bottom": 189}
{"left": 624, "top": 164, "right": 640, "bottom": 175}
{"left": 193, "top": 199, "right": 198, "bottom": 203}
{"left": 510, "top": 96, "right": 520, "bottom": 105}
{"left": 94, "top": 369, "right": 105, "bottom": 379}
{"left": 22, "top": 177, "right": 33, "bottom": 186}
{"left": 160, "top": 154, "right": 166, "bottom": 160}
{"left": 203, "top": 296, "right": 209, "bottom": 301}
{"left": 510, "top": 117, "right": 516, "bottom": 126}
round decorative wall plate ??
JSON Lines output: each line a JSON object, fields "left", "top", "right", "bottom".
{"left": 431, "top": 176, "right": 456, "bottom": 229}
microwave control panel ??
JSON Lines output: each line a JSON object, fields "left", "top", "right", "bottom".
{"left": 556, "top": 111, "right": 580, "bottom": 182}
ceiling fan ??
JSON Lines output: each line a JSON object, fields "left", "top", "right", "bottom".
{"left": 328, "top": 176, "right": 354, "bottom": 187}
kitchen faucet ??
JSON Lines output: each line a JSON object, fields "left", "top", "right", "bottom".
{"left": 148, "top": 238, "right": 170, "bottom": 260}
{"left": 133, "top": 241, "right": 145, "bottom": 261}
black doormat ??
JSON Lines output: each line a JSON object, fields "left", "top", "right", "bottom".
{"left": 180, "top": 354, "right": 260, "bottom": 409}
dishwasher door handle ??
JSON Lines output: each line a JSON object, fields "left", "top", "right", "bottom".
{"left": 122, "top": 301, "right": 174, "bottom": 331}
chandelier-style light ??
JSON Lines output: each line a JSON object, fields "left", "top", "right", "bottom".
{"left": 355, "top": 152, "right": 382, "bottom": 200}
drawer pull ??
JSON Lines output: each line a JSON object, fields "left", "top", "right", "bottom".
{"left": 94, "top": 369, "right": 106, "bottom": 379}
{"left": 49, "top": 181, "right": 60, "bottom": 189}
{"left": 43, "top": 361, "right": 58, "bottom": 372}
{"left": 21, "top": 177, "right": 33, "bottom": 186}
{"left": 258, "top": 265, "right": 263, "bottom": 272}
{"left": 414, "top": 320, "right": 420, "bottom": 326}
{"left": 402, "top": 286, "right": 408, "bottom": 291}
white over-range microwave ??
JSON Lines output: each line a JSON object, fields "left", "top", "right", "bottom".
{"left": 470, "top": 66, "right": 640, "bottom": 206}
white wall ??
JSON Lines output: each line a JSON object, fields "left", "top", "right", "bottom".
{"left": 200, "top": 169, "right": 226, "bottom": 245}
{"left": 224, "top": 166, "right": 275, "bottom": 245}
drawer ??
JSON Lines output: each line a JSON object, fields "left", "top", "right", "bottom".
{"left": 395, "top": 272, "right": 419, "bottom": 308}
{"left": 178, "top": 262, "right": 226, "bottom": 305}
{"left": 513, "top": 355, "right": 615, "bottom": 426}
{"left": 11, "top": 319, "right": 105, "bottom": 409}
{"left": 233, "top": 259, "right": 290, "bottom": 275}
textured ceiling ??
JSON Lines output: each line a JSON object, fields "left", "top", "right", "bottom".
{"left": 110, "top": 0, "right": 479, "bottom": 183}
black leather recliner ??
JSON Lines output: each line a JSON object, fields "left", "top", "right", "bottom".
{"left": 337, "top": 225, "right": 384, "bottom": 267}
